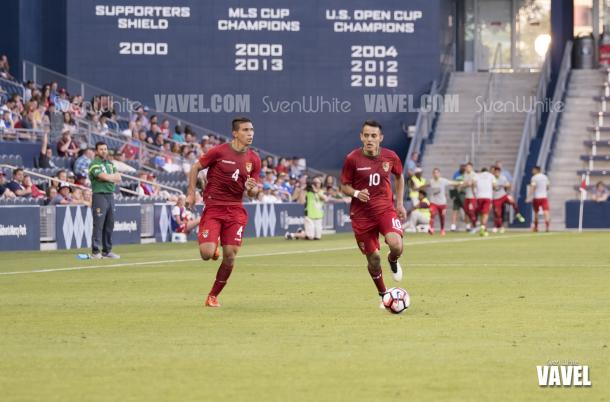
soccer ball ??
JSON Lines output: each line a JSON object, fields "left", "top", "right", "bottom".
{"left": 382, "top": 287, "right": 411, "bottom": 314}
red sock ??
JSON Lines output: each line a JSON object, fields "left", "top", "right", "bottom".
{"left": 545, "top": 220, "right": 550, "bottom": 231}
{"left": 509, "top": 199, "right": 520, "bottom": 214}
{"left": 439, "top": 213, "right": 446, "bottom": 230}
{"left": 368, "top": 265, "right": 386, "bottom": 295}
{"left": 209, "top": 262, "right": 233, "bottom": 297}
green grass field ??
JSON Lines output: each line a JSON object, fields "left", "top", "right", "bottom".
{"left": 1, "top": 232, "right": 608, "bottom": 402}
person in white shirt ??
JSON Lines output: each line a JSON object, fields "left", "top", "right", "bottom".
{"left": 172, "top": 195, "right": 200, "bottom": 234}
{"left": 474, "top": 167, "right": 495, "bottom": 236}
{"left": 460, "top": 162, "right": 478, "bottom": 230}
{"left": 491, "top": 166, "right": 525, "bottom": 233}
{"left": 529, "top": 166, "right": 550, "bottom": 232}
{"left": 428, "top": 168, "right": 458, "bottom": 235}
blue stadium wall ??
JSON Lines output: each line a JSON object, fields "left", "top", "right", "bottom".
{"left": 2, "top": 0, "right": 455, "bottom": 169}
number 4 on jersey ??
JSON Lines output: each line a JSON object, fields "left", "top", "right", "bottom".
{"left": 232, "top": 169, "right": 240, "bottom": 181}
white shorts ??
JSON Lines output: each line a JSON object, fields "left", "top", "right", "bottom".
{"left": 304, "top": 217, "right": 323, "bottom": 239}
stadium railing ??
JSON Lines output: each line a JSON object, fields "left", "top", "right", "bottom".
{"left": 469, "top": 43, "right": 502, "bottom": 166}
{"left": 536, "top": 41, "right": 573, "bottom": 172}
{"left": 511, "top": 46, "right": 553, "bottom": 211}
{"left": 405, "top": 40, "right": 454, "bottom": 167}
{"left": 21, "top": 60, "right": 325, "bottom": 177}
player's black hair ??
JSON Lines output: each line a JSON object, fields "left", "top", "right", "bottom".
{"left": 95, "top": 141, "right": 107, "bottom": 150}
{"left": 361, "top": 119, "right": 382, "bottom": 131}
{"left": 419, "top": 190, "right": 427, "bottom": 197}
{"left": 533, "top": 165, "right": 541, "bottom": 171}
{"left": 232, "top": 117, "right": 252, "bottom": 132}
{"left": 481, "top": 167, "right": 488, "bottom": 172}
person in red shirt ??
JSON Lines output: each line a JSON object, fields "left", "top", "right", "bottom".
{"left": 186, "top": 117, "right": 261, "bottom": 308}
{"left": 340, "top": 120, "right": 407, "bottom": 306}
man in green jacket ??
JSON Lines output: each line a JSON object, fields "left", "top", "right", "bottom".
{"left": 88, "top": 141, "right": 122, "bottom": 259}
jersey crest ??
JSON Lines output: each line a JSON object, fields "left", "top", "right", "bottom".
{"left": 382, "top": 162, "right": 390, "bottom": 172}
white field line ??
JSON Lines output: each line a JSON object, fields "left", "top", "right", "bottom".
{"left": 0, "top": 233, "right": 554, "bottom": 276}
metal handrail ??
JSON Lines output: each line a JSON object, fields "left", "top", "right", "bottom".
{"left": 470, "top": 43, "right": 502, "bottom": 166}
{"left": 0, "top": 77, "right": 25, "bottom": 99}
{"left": 0, "top": 163, "right": 139, "bottom": 196}
{"left": 405, "top": 40, "right": 455, "bottom": 167}
{"left": 511, "top": 47, "right": 553, "bottom": 203}
{"left": 536, "top": 41, "right": 573, "bottom": 172}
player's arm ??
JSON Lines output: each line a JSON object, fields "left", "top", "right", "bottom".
{"left": 339, "top": 156, "right": 369, "bottom": 202}
{"left": 340, "top": 183, "right": 370, "bottom": 202}
{"left": 245, "top": 156, "right": 261, "bottom": 199}
{"left": 186, "top": 161, "right": 203, "bottom": 208}
{"left": 393, "top": 172, "right": 407, "bottom": 220}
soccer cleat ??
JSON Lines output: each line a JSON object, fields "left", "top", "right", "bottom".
{"left": 491, "top": 227, "right": 498, "bottom": 234}
{"left": 89, "top": 253, "right": 102, "bottom": 259}
{"left": 428, "top": 227, "right": 434, "bottom": 235}
{"left": 284, "top": 232, "right": 294, "bottom": 240}
{"left": 515, "top": 213, "right": 525, "bottom": 223}
{"left": 450, "top": 224, "right": 456, "bottom": 232}
{"left": 205, "top": 295, "right": 221, "bottom": 307}
{"left": 102, "top": 252, "right": 120, "bottom": 259}
{"left": 440, "top": 229, "right": 446, "bottom": 236}
{"left": 212, "top": 244, "right": 220, "bottom": 260}
{"left": 479, "top": 227, "right": 488, "bottom": 237}
{"left": 387, "top": 252, "right": 403, "bottom": 282}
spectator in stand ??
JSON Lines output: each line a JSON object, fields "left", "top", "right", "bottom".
{"left": 45, "top": 186, "right": 58, "bottom": 205}
{"left": 276, "top": 157, "right": 289, "bottom": 174}
{"left": 71, "top": 95, "right": 85, "bottom": 118}
{"left": 130, "top": 105, "right": 150, "bottom": 130}
{"left": 120, "top": 130, "right": 141, "bottom": 160}
{"left": 184, "top": 132, "right": 196, "bottom": 145}
{"left": 24, "top": 81, "right": 35, "bottom": 102}
{"left": 41, "top": 85, "right": 52, "bottom": 109}
{"left": 0, "top": 171, "right": 16, "bottom": 199}
{"left": 56, "top": 130, "right": 79, "bottom": 157}
{"left": 262, "top": 170, "right": 276, "bottom": 188}
{"left": 153, "top": 132, "right": 165, "bottom": 149}
{"left": 74, "top": 148, "right": 94, "bottom": 177}
{"left": 591, "top": 181, "right": 609, "bottom": 202}
{"left": 260, "top": 182, "right": 282, "bottom": 203}
{"left": 82, "top": 189, "right": 93, "bottom": 207}
{"left": 136, "top": 171, "right": 157, "bottom": 197}
{"left": 50, "top": 183, "right": 74, "bottom": 205}
{"left": 74, "top": 172, "right": 89, "bottom": 187}
{"left": 0, "top": 54, "right": 14, "bottom": 80}
{"left": 160, "top": 118, "right": 170, "bottom": 137}
{"left": 71, "top": 188, "right": 88, "bottom": 206}
{"left": 289, "top": 156, "right": 304, "bottom": 177}
{"left": 325, "top": 185, "right": 350, "bottom": 203}
{"left": 171, "top": 195, "right": 200, "bottom": 235}
{"left": 264, "top": 155, "right": 275, "bottom": 171}
{"left": 275, "top": 173, "right": 292, "bottom": 201}
{"left": 62, "top": 111, "right": 76, "bottom": 133}
{"left": 111, "top": 151, "right": 137, "bottom": 174}
{"left": 53, "top": 170, "right": 69, "bottom": 189}
{"left": 7, "top": 168, "right": 31, "bottom": 197}
{"left": 149, "top": 114, "right": 158, "bottom": 127}
{"left": 147, "top": 122, "right": 161, "bottom": 143}
{"left": 137, "top": 127, "right": 152, "bottom": 145}
{"left": 182, "top": 150, "right": 197, "bottom": 175}
{"left": 45, "top": 102, "right": 64, "bottom": 134}
{"left": 406, "top": 152, "right": 419, "bottom": 179}
{"left": 172, "top": 124, "right": 185, "bottom": 143}
{"left": 99, "top": 95, "right": 116, "bottom": 119}
{"left": 23, "top": 175, "right": 45, "bottom": 198}
{"left": 324, "top": 175, "right": 336, "bottom": 190}
{"left": 1, "top": 110, "right": 13, "bottom": 130}
{"left": 55, "top": 89, "right": 71, "bottom": 112}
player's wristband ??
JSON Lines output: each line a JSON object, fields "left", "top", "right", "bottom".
{"left": 353, "top": 190, "right": 360, "bottom": 199}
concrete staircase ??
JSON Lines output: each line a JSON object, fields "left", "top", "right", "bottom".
{"left": 422, "top": 72, "right": 538, "bottom": 177}
{"left": 547, "top": 69, "right": 606, "bottom": 230}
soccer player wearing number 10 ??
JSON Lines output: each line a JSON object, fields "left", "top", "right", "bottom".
{"left": 340, "top": 120, "right": 407, "bottom": 305}
{"left": 186, "top": 117, "right": 261, "bottom": 308}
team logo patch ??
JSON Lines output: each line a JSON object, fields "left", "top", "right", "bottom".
{"left": 382, "top": 162, "right": 390, "bottom": 172}
{"left": 245, "top": 162, "right": 253, "bottom": 173}
{"left": 202, "top": 229, "right": 209, "bottom": 238}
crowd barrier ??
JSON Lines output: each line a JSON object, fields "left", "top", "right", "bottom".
{"left": 565, "top": 200, "right": 610, "bottom": 229}
{"left": 0, "top": 202, "right": 352, "bottom": 251}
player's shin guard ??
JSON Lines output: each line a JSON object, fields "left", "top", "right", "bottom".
{"left": 368, "top": 265, "right": 386, "bottom": 295}
{"left": 209, "top": 262, "right": 234, "bottom": 297}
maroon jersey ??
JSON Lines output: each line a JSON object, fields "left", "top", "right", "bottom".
{"left": 340, "top": 147, "right": 403, "bottom": 220}
{"left": 198, "top": 143, "right": 261, "bottom": 206}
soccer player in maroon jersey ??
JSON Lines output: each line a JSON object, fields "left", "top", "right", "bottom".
{"left": 186, "top": 117, "right": 261, "bottom": 307}
{"left": 340, "top": 120, "right": 407, "bottom": 305}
